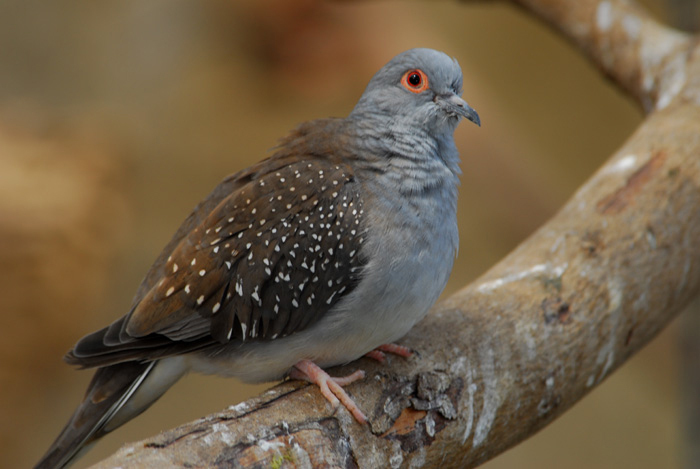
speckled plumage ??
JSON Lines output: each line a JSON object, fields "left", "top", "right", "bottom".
{"left": 36, "top": 48, "right": 480, "bottom": 469}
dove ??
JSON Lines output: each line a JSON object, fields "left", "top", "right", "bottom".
{"left": 35, "top": 48, "right": 480, "bottom": 468}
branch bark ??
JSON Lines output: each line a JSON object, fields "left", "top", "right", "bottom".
{"left": 94, "top": 0, "right": 700, "bottom": 467}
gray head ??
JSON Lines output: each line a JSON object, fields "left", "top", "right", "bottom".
{"left": 349, "top": 48, "right": 480, "bottom": 136}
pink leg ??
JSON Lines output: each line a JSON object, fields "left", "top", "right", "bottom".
{"left": 364, "top": 343, "right": 413, "bottom": 362}
{"left": 376, "top": 343, "right": 412, "bottom": 358}
{"left": 291, "top": 359, "right": 367, "bottom": 423}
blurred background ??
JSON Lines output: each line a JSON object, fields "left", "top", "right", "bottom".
{"left": 0, "top": 0, "right": 696, "bottom": 467}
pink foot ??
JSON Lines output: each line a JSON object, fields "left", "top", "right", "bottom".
{"left": 364, "top": 343, "right": 413, "bottom": 363}
{"left": 291, "top": 359, "right": 367, "bottom": 423}
{"left": 364, "top": 350, "right": 387, "bottom": 363}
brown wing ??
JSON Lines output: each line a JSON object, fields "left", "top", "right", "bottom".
{"left": 67, "top": 155, "right": 367, "bottom": 367}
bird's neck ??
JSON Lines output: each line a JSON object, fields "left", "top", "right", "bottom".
{"left": 276, "top": 116, "right": 461, "bottom": 198}
{"left": 346, "top": 115, "right": 461, "bottom": 195}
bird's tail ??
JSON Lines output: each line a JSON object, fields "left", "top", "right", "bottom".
{"left": 35, "top": 357, "right": 187, "bottom": 469}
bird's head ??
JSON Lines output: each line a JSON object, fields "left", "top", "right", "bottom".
{"left": 349, "top": 48, "right": 480, "bottom": 136}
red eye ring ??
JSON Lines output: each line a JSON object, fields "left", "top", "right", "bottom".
{"left": 401, "top": 69, "right": 429, "bottom": 93}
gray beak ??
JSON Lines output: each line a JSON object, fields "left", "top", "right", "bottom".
{"left": 440, "top": 94, "right": 481, "bottom": 127}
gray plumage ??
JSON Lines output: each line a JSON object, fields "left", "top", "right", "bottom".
{"left": 36, "top": 48, "right": 480, "bottom": 469}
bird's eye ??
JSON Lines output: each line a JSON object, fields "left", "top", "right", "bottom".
{"left": 401, "top": 69, "right": 429, "bottom": 93}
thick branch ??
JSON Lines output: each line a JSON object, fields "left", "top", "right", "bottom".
{"left": 94, "top": 0, "right": 700, "bottom": 467}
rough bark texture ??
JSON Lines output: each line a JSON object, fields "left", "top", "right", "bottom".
{"left": 95, "top": 0, "right": 700, "bottom": 467}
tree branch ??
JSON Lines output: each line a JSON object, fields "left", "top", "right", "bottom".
{"left": 94, "top": 0, "right": 700, "bottom": 467}
{"left": 508, "top": 0, "right": 692, "bottom": 112}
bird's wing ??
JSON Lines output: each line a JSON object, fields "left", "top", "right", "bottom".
{"left": 67, "top": 154, "right": 368, "bottom": 367}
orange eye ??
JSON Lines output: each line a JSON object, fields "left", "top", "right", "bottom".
{"left": 401, "top": 69, "right": 429, "bottom": 93}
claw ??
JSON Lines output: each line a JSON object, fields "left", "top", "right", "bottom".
{"left": 291, "top": 359, "right": 367, "bottom": 423}
{"left": 290, "top": 345, "right": 412, "bottom": 424}
{"left": 366, "top": 343, "right": 413, "bottom": 361}
{"left": 364, "top": 350, "right": 386, "bottom": 363}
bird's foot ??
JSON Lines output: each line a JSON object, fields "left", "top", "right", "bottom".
{"left": 364, "top": 343, "right": 413, "bottom": 363}
{"left": 290, "top": 359, "right": 367, "bottom": 423}
{"left": 290, "top": 345, "right": 411, "bottom": 423}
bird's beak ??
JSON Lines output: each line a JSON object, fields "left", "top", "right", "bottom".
{"left": 439, "top": 94, "right": 481, "bottom": 127}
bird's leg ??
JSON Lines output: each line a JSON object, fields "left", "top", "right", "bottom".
{"left": 290, "top": 345, "right": 411, "bottom": 422}
{"left": 364, "top": 343, "right": 413, "bottom": 363}
{"left": 290, "top": 359, "right": 367, "bottom": 423}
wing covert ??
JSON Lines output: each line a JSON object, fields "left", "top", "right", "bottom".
{"left": 124, "top": 158, "right": 368, "bottom": 346}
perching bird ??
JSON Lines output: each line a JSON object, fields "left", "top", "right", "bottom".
{"left": 36, "top": 48, "right": 480, "bottom": 468}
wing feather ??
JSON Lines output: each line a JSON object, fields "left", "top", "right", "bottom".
{"left": 67, "top": 146, "right": 368, "bottom": 368}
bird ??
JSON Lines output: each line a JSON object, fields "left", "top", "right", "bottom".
{"left": 35, "top": 47, "right": 480, "bottom": 468}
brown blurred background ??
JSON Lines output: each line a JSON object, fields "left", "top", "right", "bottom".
{"left": 0, "top": 0, "right": 693, "bottom": 467}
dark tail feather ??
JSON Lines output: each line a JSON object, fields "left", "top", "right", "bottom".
{"left": 35, "top": 361, "right": 156, "bottom": 469}
{"left": 64, "top": 319, "right": 210, "bottom": 369}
